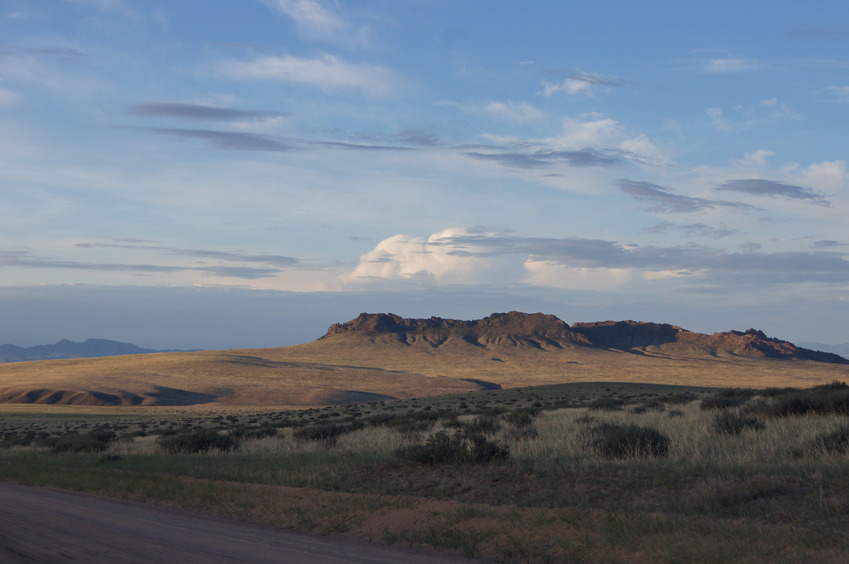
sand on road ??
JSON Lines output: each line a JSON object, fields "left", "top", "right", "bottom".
{"left": 0, "top": 482, "right": 482, "bottom": 563}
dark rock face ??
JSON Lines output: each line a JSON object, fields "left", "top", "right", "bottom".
{"left": 320, "top": 312, "right": 849, "bottom": 365}
{"left": 570, "top": 320, "right": 686, "bottom": 349}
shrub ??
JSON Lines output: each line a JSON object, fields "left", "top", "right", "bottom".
{"left": 395, "top": 430, "right": 509, "bottom": 465}
{"left": 587, "top": 423, "right": 670, "bottom": 458}
{"left": 503, "top": 409, "right": 536, "bottom": 429}
{"left": 587, "top": 397, "right": 625, "bottom": 411}
{"left": 292, "top": 421, "right": 363, "bottom": 443}
{"left": 700, "top": 396, "right": 747, "bottom": 410}
{"left": 53, "top": 430, "right": 117, "bottom": 453}
{"left": 157, "top": 429, "right": 237, "bottom": 454}
{"left": 712, "top": 411, "right": 765, "bottom": 435}
{"left": 811, "top": 426, "right": 849, "bottom": 455}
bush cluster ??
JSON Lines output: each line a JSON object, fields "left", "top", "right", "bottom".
{"left": 712, "top": 411, "right": 765, "bottom": 435}
{"left": 157, "top": 429, "right": 237, "bottom": 454}
{"left": 587, "top": 423, "right": 670, "bottom": 458}
{"left": 396, "top": 430, "right": 509, "bottom": 465}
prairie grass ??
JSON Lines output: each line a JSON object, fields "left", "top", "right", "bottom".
{"left": 2, "top": 383, "right": 849, "bottom": 562}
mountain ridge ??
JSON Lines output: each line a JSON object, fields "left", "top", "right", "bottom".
{"left": 0, "top": 339, "right": 180, "bottom": 363}
{"left": 321, "top": 312, "right": 849, "bottom": 364}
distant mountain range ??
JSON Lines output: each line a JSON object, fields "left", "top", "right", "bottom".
{"left": 0, "top": 339, "right": 179, "bottom": 363}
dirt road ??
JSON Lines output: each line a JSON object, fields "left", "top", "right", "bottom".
{"left": 0, "top": 482, "right": 481, "bottom": 563}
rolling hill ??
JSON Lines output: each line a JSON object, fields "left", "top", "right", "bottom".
{"left": 0, "top": 312, "right": 846, "bottom": 408}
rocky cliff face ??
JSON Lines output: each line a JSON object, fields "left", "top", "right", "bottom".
{"left": 319, "top": 312, "right": 849, "bottom": 364}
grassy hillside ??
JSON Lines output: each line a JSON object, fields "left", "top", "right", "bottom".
{"left": 1, "top": 331, "right": 848, "bottom": 408}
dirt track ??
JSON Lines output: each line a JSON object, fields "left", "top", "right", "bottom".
{"left": 0, "top": 482, "right": 480, "bottom": 563}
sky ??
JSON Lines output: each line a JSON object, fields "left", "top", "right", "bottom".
{"left": 1, "top": 0, "right": 849, "bottom": 350}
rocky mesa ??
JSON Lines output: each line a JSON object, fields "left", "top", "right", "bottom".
{"left": 321, "top": 311, "right": 848, "bottom": 364}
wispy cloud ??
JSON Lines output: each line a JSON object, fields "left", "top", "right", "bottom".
{"left": 620, "top": 180, "right": 753, "bottom": 213}
{"left": 74, "top": 242, "right": 300, "bottom": 268}
{"left": 0, "top": 250, "right": 282, "bottom": 279}
{"left": 540, "top": 71, "right": 628, "bottom": 97}
{"left": 218, "top": 54, "right": 401, "bottom": 97}
{"left": 645, "top": 221, "right": 737, "bottom": 239}
{"left": 707, "top": 98, "right": 799, "bottom": 131}
{"left": 716, "top": 179, "right": 829, "bottom": 205}
{"left": 463, "top": 149, "right": 623, "bottom": 169}
{"left": 702, "top": 57, "right": 761, "bottom": 73}
{"left": 129, "top": 102, "right": 283, "bottom": 122}
{"left": 483, "top": 101, "right": 543, "bottom": 123}
{"left": 143, "top": 127, "right": 294, "bottom": 152}
{"left": 261, "top": 0, "right": 370, "bottom": 47}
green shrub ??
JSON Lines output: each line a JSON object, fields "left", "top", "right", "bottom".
{"left": 712, "top": 411, "right": 765, "bottom": 435}
{"left": 157, "top": 429, "right": 237, "bottom": 454}
{"left": 587, "top": 397, "right": 625, "bottom": 411}
{"left": 811, "top": 426, "right": 849, "bottom": 455}
{"left": 395, "top": 430, "right": 509, "bottom": 465}
{"left": 292, "top": 421, "right": 363, "bottom": 443}
{"left": 700, "top": 396, "right": 747, "bottom": 410}
{"left": 52, "top": 430, "right": 117, "bottom": 453}
{"left": 503, "top": 409, "right": 536, "bottom": 429}
{"left": 587, "top": 423, "right": 670, "bottom": 458}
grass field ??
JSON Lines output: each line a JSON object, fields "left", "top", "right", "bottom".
{"left": 2, "top": 381, "right": 849, "bottom": 562}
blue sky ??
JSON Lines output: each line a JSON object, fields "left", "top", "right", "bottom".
{"left": 2, "top": 0, "right": 848, "bottom": 349}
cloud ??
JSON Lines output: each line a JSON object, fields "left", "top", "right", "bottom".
{"left": 262, "top": 0, "right": 370, "bottom": 47}
{"left": 0, "top": 86, "right": 18, "bottom": 105}
{"left": 540, "top": 72, "right": 628, "bottom": 97}
{"left": 814, "top": 240, "right": 843, "bottom": 249}
{"left": 708, "top": 99, "right": 799, "bottom": 131}
{"left": 620, "top": 180, "right": 754, "bottom": 213}
{"left": 145, "top": 128, "right": 294, "bottom": 151}
{"left": 2, "top": 243, "right": 302, "bottom": 281}
{"left": 219, "top": 54, "right": 400, "bottom": 97}
{"left": 702, "top": 57, "right": 760, "bottom": 73}
{"left": 348, "top": 228, "right": 849, "bottom": 290}
{"left": 716, "top": 179, "right": 829, "bottom": 205}
{"left": 483, "top": 101, "right": 543, "bottom": 123}
{"left": 823, "top": 86, "right": 849, "bottom": 103}
{"left": 645, "top": 221, "right": 737, "bottom": 239}
{"left": 74, "top": 242, "right": 300, "bottom": 268}
{"left": 129, "top": 102, "right": 283, "bottom": 122}
{"left": 463, "top": 149, "right": 622, "bottom": 169}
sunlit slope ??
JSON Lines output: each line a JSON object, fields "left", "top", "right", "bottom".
{"left": 1, "top": 312, "right": 847, "bottom": 408}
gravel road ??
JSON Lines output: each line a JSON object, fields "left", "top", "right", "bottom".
{"left": 0, "top": 482, "right": 481, "bottom": 563}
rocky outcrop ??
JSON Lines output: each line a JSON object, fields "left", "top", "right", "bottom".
{"left": 320, "top": 312, "right": 849, "bottom": 364}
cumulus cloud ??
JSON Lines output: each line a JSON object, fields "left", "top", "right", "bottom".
{"left": 620, "top": 180, "right": 754, "bottom": 213}
{"left": 716, "top": 179, "right": 829, "bottom": 205}
{"left": 347, "top": 228, "right": 849, "bottom": 291}
{"left": 262, "top": 0, "right": 370, "bottom": 47}
{"left": 219, "top": 54, "right": 400, "bottom": 97}
{"left": 129, "top": 102, "right": 283, "bottom": 122}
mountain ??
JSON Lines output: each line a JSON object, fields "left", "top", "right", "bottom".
{"left": 1, "top": 312, "right": 847, "bottom": 408}
{"left": 798, "top": 342, "right": 849, "bottom": 360}
{"left": 321, "top": 312, "right": 849, "bottom": 365}
{"left": 0, "top": 339, "right": 173, "bottom": 363}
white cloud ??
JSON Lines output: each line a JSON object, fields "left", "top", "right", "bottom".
{"left": 703, "top": 57, "right": 760, "bottom": 73}
{"left": 547, "top": 115, "right": 667, "bottom": 165}
{"left": 823, "top": 85, "right": 849, "bottom": 103}
{"left": 347, "top": 228, "right": 520, "bottom": 285}
{"left": 483, "top": 101, "right": 543, "bottom": 123}
{"left": 0, "top": 86, "right": 18, "bottom": 106}
{"left": 218, "top": 54, "right": 401, "bottom": 97}
{"left": 262, "top": 0, "right": 370, "bottom": 47}
{"left": 539, "top": 72, "right": 625, "bottom": 97}
{"left": 523, "top": 259, "right": 632, "bottom": 290}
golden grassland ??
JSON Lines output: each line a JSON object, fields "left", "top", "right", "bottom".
{"left": 1, "top": 333, "right": 847, "bottom": 409}
{"left": 2, "top": 383, "right": 849, "bottom": 563}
